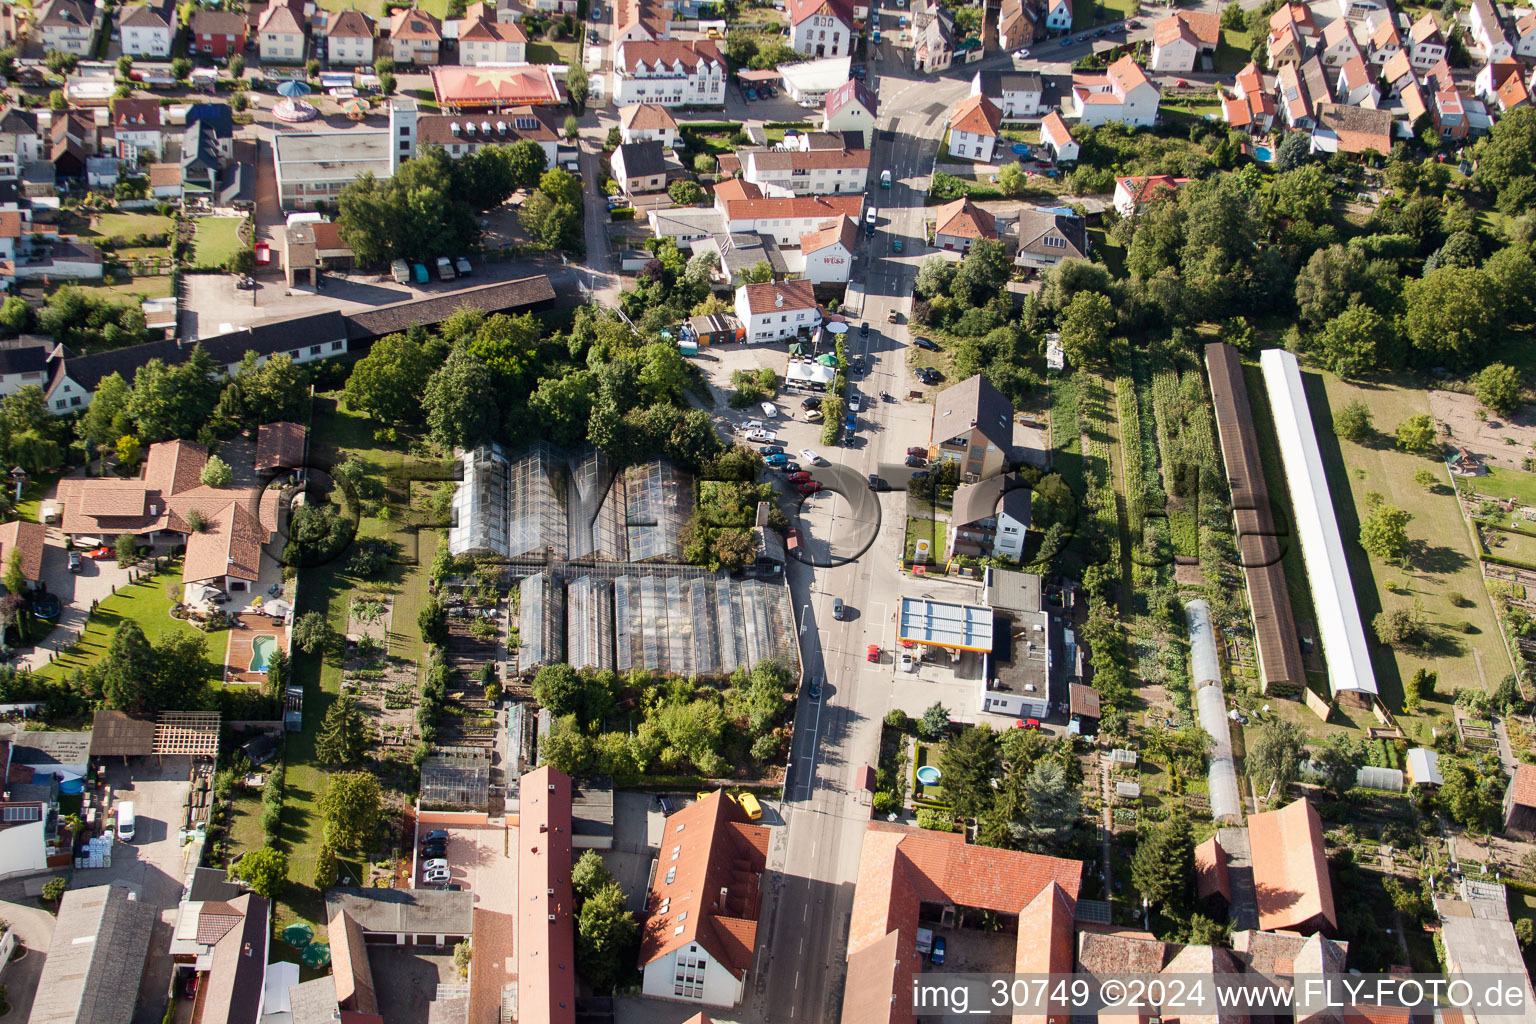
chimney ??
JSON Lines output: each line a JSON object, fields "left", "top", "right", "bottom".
{"left": 775, "top": 292, "right": 784, "bottom": 308}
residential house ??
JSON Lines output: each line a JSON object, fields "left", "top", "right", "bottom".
{"left": 1113, "top": 173, "right": 1190, "bottom": 215}
{"left": 912, "top": 0, "right": 961, "bottom": 73}
{"left": 638, "top": 792, "right": 769, "bottom": 1007}
{"left": 742, "top": 133, "right": 868, "bottom": 195}
{"left": 1222, "top": 62, "right": 1276, "bottom": 133}
{"left": 788, "top": 0, "right": 853, "bottom": 58}
{"left": 1381, "top": 48, "right": 1416, "bottom": 96}
{"left": 118, "top": 0, "right": 177, "bottom": 57}
{"left": 1335, "top": 54, "right": 1380, "bottom": 106}
{"left": 1270, "top": 0, "right": 1315, "bottom": 37}
{"left": 169, "top": 893, "right": 270, "bottom": 1024}
{"left": 0, "top": 212, "right": 24, "bottom": 265}
{"left": 415, "top": 108, "right": 559, "bottom": 168}
{"left": 611, "top": 140, "right": 667, "bottom": 194}
{"left": 1364, "top": 10, "right": 1403, "bottom": 63}
{"left": 326, "top": 889, "right": 473, "bottom": 947}
{"left": 1311, "top": 102, "right": 1392, "bottom": 155}
{"left": 258, "top": 0, "right": 308, "bottom": 62}
{"left": 947, "top": 94, "right": 1001, "bottom": 162}
{"left": 946, "top": 473, "right": 1030, "bottom": 560}
{"left": 148, "top": 162, "right": 182, "bottom": 199}
{"left": 733, "top": 279, "right": 820, "bottom": 343}
{"left": 613, "top": 0, "right": 671, "bottom": 45}
{"left": 0, "top": 110, "right": 42, "bottom": 182}
{"left": 611, "top": 39, "right": 727, "bottom": 107}
{"left": 1477, "top": 57, "right": 1530, "bottom": 109}
{"left": 1517, "top": 8, "right": 1536, "bottom": 59}
{"left": 1408, "top": 12, "right": 1447, "bottom": 65}
{"left": 50, "top": 112, "right": 97, "bottom": 179}
{"left": 1505, "top": 764, "right": 1536, "bottom": 834}
{"left": 36, "top": 0, "right": 96, "bottom": 55}
{"left": 821, "top": 79, "right": 877, "bottom": 146}
{"left": 457, "top": 17, "right": 526, "bottom": 63}
{"left": 714, "top": 179, "right": 864, "bottom": 245}
{"left": 799, "top": 215, "right": 856, "bottom": 285}
{"left": 181, "top": 119, "right": 222, "bottom": 194}
{"left": 1070, "top": 54, "right": 1160, "bottom": 127}
{"left": 971, "top": 69, "right": 1042, "bottom": 119}
{"left": 321, "top": 10, "right": 375, "bottom": 65}
{"left": 618, "top": 103, "right": 678, "bottom": 146}
{"left": 1045, "top": 0, "right": 1071, "bottom": 34}
{"left": 388, "top": 7, "right": 442, "bottom": 64}
{"left": 932, "top": 196, "right": 995, "bottom": 252}
{"left": 1470, "top": 0, "right": 1512, "bottom": 60}
{"left": 1038, "top": 109, "right": 1079, "bottom": 161}
{"left": 1276, "top": 60, "right": 1319, "bottom": 129}
{"left": 1014, "top": 207, "right": 1087, "bottom": 269}
{"left": 0, "top": 521, "right": 47, "bottom": 589}
{"left": 0, "top": 5, "right": 17, "bottom": 49}
{"left": 689, "top": 231, "right": 787, "bottom": 287}
{"left": 930, "top": 373, "right": 1014, "bottom": 481}
{"left": 191, "top": 10, "right": 249, "bottom": 58}
{"left": 32, "top": 885, "right": 156, "bottom": 1024}
{"left": 1433, "top": 82, "right": 1468, "bottom": 139}
{"left": 998, "top": 0, "right": 1043, "bottom": 50}
{"left": 1336, "top": 0, "right": 1388, "bottom": 20}
{"left": 1319, "top": 18, "right": 1360, "bottom": 65}
{"left": 0, "top": 340, "right": 52, "bottom": 399}
{"left": 1267, "top": 20, "right": 1307, "bottom": 64}
{"left": 841, "top": 824, "right": 1080, "bottom": 1024}
{"left": 1150, "top": 10, "right": 1220, "bottom": 73}
{"left": 111, "top": 97, "right": 163, "bottom": 166}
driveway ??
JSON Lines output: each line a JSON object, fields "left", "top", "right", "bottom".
{"left": 72, "top": 759, "right": 197, "bottom": 1024}
{"left": 20, "top": 527, "right": 133, "bottom": 673}
{"left": 0, "top": 898, "right": 57, "bottom": 1024}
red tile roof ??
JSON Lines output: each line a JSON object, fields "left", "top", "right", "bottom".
{"left": 254, "top": 421, "right": 307, "bottom": 472}
{"left": 183, "top": 501, "right": 264, "bottom": 583}
{"left": 637, "top": 791, "right": 769, "bottom": 979}
{"left": 389, "top": 7, "right": 442, "bottom": 38}
{"left": 1248, "top": 798, "right": 1337, "bottom": 933}
{"left": 619, "top": 103, "right": 677, "bottom": 131}
{"left": 949, "top": 94, "right": 1002, "bottom": 137}
{"left": 111, "top": 98, "right": 162, "bottom": 131}
{"left": 1154, "top": 10, "right": 1219, "bottom": 47}
{"left": 518, "top": 767, "right": 575, "bottom": 1024}
{"left": 722, "top": 193, "right": 864, "bottom": 225}
{"left": 0, "top": 212, "right": 21, "bottom": 240}
{"left": 618, "top": 38, "right": 724, "bottom": 73}
{"left": 1509, "top": 764, "right": 1536, "bottom": 809}
{"left": 1269, "top": 2, "right": 1313, "bottom": 34}
{"left": 459, "top": 18, "right": 526, "bottom": 41}
{"left": 740, "top": 279, "right": 818, "bottom": 315}
{"left": 1015, "top": 884, "right": 1076, "bottom": 1024}
{"left": 1410, "top": 12, "right": 1442, "bottom": 43}
{"left": 0, "top": 520, "right": 46, "bottom": 583}
{"left": 789, "top": 0, "right": 852, "bottom": 28}
{"left": 1106, "top": 54, "right": 1152, "bottom": 96}
{"left": 1040, "top": 109, "right": 1074, "bottom": 146}
{"left": 801, "top": 215, "right": 858, "bottom": 255}
{"left": 1369, "top": 15, "right": 1401, "bottom": 49}
{"left": 933, "top": 196, "right": 996, "bottom": 240}
{"left": 1194, "top": 835, "right": 1230, "bottom": 901}
{"left": 145, "top": 439, "right": 208, "bottom": 496}
{"left": 1116, "top": 174, "right": 1190, "bottom": 207}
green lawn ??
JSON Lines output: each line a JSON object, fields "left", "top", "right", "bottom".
{"left": 1216, "top": 28, "right": 1253, "bottom": 74}
{"left": 68, "top": 275, "right": 174, "bottom": 303}
{"left": 89, "top": 212, "right": 174, "bottom": 240}
{"left": 14, "top": 471, "right": 63, "bottom": 524}
{"left": 314, "top": 0, "right": 448, "bottom": 16}
{"left": 1470, "top": 465, "right": 1536, "bottom": 507}
{"left": 191, "top": 217, "right": 246, "bottom": 271}
{"left": 1074, "top": 0, "right": 1138, "bottom": 30}
{"left": 905, "top": 515, "right": 946, "bottom": 562}
{"left": 38, "top": 568, "right": 230, "bottom": 684}
{"left": 526, "top": 41, "right": 579, "bottom": 65}
{"left": 1088, "top": 228, "right": 1125, "bottom": 277}
{"left": 1315, "top": 372, "right": 1511, "bottom": 706}
{"left": 1508, "top": 888, "right": 1536, "bottom": 978}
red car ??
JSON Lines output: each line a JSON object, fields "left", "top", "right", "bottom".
{"left": 906, "top": 446, "right": 927, "bottom": 457}
{"left": 1017, "top": 718, "right": 1041, "bottom": 730}
{"left": 867, "top": 644, "right": 881, "bottom": 662}
{"left": 787, "top": 471, "right": 811, "bottom": 482}
{"left": 86, "top": 546, "right": 112, "bottom": 558}
{"left": 796, "top": 481, "right": 823, "bottom": 495}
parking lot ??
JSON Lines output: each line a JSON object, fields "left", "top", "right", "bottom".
{"left": 21, "top": 528, "right": 133, "bottom": 673}
{"left": 414, "top": 822, "right": 516, "bottom": 915}
{"left": 74, "top": 759, "right": 198, "bottom": 1024}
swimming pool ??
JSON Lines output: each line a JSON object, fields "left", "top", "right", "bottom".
{"left": 1255, "top": 146, "right": 1274, "bottom": 162}
{"left": 250, "top": 634, "right": 276, "bottom": 673}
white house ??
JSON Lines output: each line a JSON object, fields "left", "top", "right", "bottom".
{"left": 259, "top": 0, "right": 309, "bottom": 62}
{"left": 933, "top": 196, "right": 996, "bottom": 252}
{"left": 821, "top": 79, "right": 877, "bottom": 146}
{"left": 638, "top": 793, "right": 768, "bottom": 1008}
{"left": 110, "top": 97, "right": 162, "bottom": 166}
{"left": 1364, "top": 12, "right": 1405, "bottom": 63}
{"left": 1222, "top": 62, "right": 1276, "bottom": 133}
{"left": 1336, "top": 55, "right": 1380, "bottom": 106}
{"left": 1516, "top": 9, "right": 1536, "bottom": 59}
{"left": 618, "top": 103, "right": 678, "bottom": 146}
{"left": 947, "top": 93, "right": 1002, "bottom": 162}
{"left": 1149, "top": 10, "right": 1219, "bottom": 73}
{"left": 1471, "top": 0, "right": 1512, "bottom": 60}
{"left": 1407, "top": 12, "right": 1446, "bottom": 66}
{"left": 118, "top": 0, "right": 176, "bottom": 57}
{"left": 734, "top": 279, "right": 821, "bottom": 343}
{"left": 1113, "top": 174, "right": 1190, "bottom": 216}
{"left": 1045, "top": 0, "right": 1072, "bottom": 34}
{"left": 0, "top": 110, "right": 41, "bottom": 182}
{"left": 1038, "top": 110, "right": 1079, "bottom": 162}
{"left": 715, "top": 179, "right": 864, "bottom": 245}
{"left": 322, "top": 10, "right": 376, "bottom": 65}
{"left": 1319, "top": 18, "right": 1360, "bottom": 65}
{"left": 742, "top": 133, "right": 868, "bottom": 195}
{"left": 610, "top": 139, "right": 667, "bottom": 194}
{"left": 800, "top": 215, "right": 856, "bottom": 285}
{"left": 1070, "top": 54, "right": 1160, "bottom": 127}
{"left": 788, "top": 0, "right": 854, "bottom": 58}
{"left": 611, "top": 39, "right": 727, "bottom": 107}
{"left": 971, "top": 69, "right": 1042, "bottom": 119}
{"left": 457, "top": 17, "right": 527, "bottom": 63}
{"left": 1014, "top": 208, "right": 1087, "bottom": 270}
{"left": 37, "top": 0, "right": 96, "bottom": 55}
{"left": 946, "top": 474, "right": 1031, "bottom": 561}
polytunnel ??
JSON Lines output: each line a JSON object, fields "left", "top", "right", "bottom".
{"left": 1185, "top": 599, "right": 1243, "bottom": 824}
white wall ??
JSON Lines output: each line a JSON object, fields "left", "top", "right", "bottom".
{"left": 0, "top": 820, "right": 46, "bottom": 878}
{"left": 803, "top": 244, "right": 851, "bottom": 284}
{"left": 641, "top": 947, "right": 745, "bottom": 1007}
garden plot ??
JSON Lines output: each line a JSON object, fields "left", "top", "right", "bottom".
{"left": 342, "top": 654, "right": 420, "bottom": 751}
{"left": 1429, "top": 389, "right": 1536, "bottom": 473}
{"left": 347, "top": 593, "right": 393, "bottom": 647}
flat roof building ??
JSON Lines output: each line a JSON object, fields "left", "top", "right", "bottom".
{"left": 898, "top": 596, "right": 993, "bottom": 652}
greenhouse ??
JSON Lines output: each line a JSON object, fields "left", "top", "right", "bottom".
{"left": 420, "top": 751, "right": 491, "bottom": 811}
{"left": 519, "top": 572, "right": 566, "bottom": 671}
{"left": 610, "top": 575, "right": 795, "bottom": 677}
{"left": 625, "top": 460, "right": 694, "bottom": 563}
{"left": 1186, "top": 599, "right": 1241, "bottom": 825}
{"left": 566, "top": 575, "right": 616, "bottom": 672}
{"left": 567, "top": 449, "right": 626, "bottom": 562}
{"left": 448, "top": 444, "right": 512, "bottom": 558}
{"left": 508, "top": 442, "right": 570, "bottom": 559}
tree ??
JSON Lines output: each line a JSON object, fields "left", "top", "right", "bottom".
{"left": 506, "top": 139, "right": 549, "bottom": 190}
{"left": 572, "top": 849, "right": 614, "bottom": 900}
{"left": 1439, "top": 755, "right": 1502, "bottom": 829}
{"left": 997, "top": 161, "right": 1029, "bottom": 196}
{"left": 343, "top": 332, "right": 436, "bottom": 425}
{"left": 116, "top": 54, "right": 132, "bottom": 78}
{"left": 378, "top": 70, "right": 397, "bottom": 95}
{"left": 668, "top": 180, "right": 704, "bottom": 206}
{"left": 740, "top": 260, "right": 773, "bottom": 284}
{"left": 937, "top": 724, "right": 998, "bottom": 820}
{"left": 418, "top": 600, "right": 448, "bottom": 647}
{"left": 424, "top": 345, "right": 500, "bottom": 449}
{"left": 114, "top": 533, "right": 138, "bottom": 568}
{"left": 1334, "top": 399, "right": 1374, "bottom": 442}
{"left": 1057, "top": 290, "right": 1117, "bottom": 366}
{"left": 2, "top": 550, "right": 23, "bottom": 596}
{"left": 292, "top": 611, "right": 333, "bottom": 655}
{"left": 41, "top": 877, "right": 67, "bottom": 905}
{"left": 100, "top": 622, "right": 156, "bottom": 712}
{"left": 919, "top": 701, "right": 950, "bottom": 740}
{"left": 1314, "top": 733, "right": 1366, "bottom": 799}
{"left": 1402, "top": 267, "right": 1500, "bottom": 368}
{"left": 229, "top": 55, "right": 245, "bottom": 77}
{"left": 77, "top": 373, "right": 130, "bottom": 455}
{"left": 1475, "top": 105, "right": 1536, "bottom": 213}
{"left": 200, "top": 454, "right": 232, "bottom": 488}
{"left": 564, "top": 113, "right": 579, "bottom": 140}
{"left": 0, "top": 296, "right": 30, "bottom": 335}
{"left": 1317, "top": 305, "right": 1393, "bottom": 379}
{"left": 1485, "top": 245, "right": 1536, "bottom": 324}
{"left": 575, "top": 882, "right": 636, "bottom": 993}
{"left": 1414, "top": 467, "right": 1437, "bottom": 489}
{"left": 566, "top": 61, "right": 589, "bottom": 113}
{"left": 1374, "top": 603, "right": 1427, "bottom": 647}
{"left": 48, "top": 90, "right": 66, "bottom": 112}
{"left": 1294, "top": 244, "right": 1399, "bottom": 330}
{"left": 1475, "top": 362, "right": 1525, "bottom": 416}
{"left": 313, "top": 843, "right": 339, "bottom": 889}
{"left": 337, "top": 155, "right": 478, "bottom": 266}
{"left": 1519, "top": 918, "right": 1535, "bottom": 949}
{"left": 1274, "top": 130, "right": 1312, "bottom": 172}
{"left": 1248, "top": 720, "right": 1307, "bottom": 796}
{"left": 319, "top": 772, "right": 383, "bottom": 851}
{"left": 914, "top": 255, "right": 956, "bottom": 299}
{"left": 540, "top": 167, "right": 583, "bottom": 208}
{"left": 316, "top": 696, "right": 369, "bottom": 767}
{"left": 126, "top": 346, "right": 220, "bottom": 442}
{"left": 1018, "top": 758, "right": 1080, "bottom": 853}
{"left": 116, "top": 434, "right": 142, "bottom": 470}
{"left": 231, "top": 846, "right": 288, "bottom": 900}
{"left": 1360, "top": 503, "right": 1412, "bottom": 563}
{"left": 1131, "top": 816, "right": 1194, "bottom": 912}
{"left": 1396, "top": 414, "right": 1438, "bottom": 454}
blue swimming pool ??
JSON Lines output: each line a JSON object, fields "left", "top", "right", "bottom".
{"left": 1255, "top": 146, "right": 1274, "bottom": 162}
{"left": 250, "top": 634, "right": 276, "bottom": 673}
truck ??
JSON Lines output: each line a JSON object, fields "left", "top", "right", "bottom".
{"left": 436, "top": 257, "right": 455, "bottom": 281}
{"left": 881, "top": 168, "right": 892, "bottom": 188}
{"left": 116, "top": 801, "right": 136, "bottom": 842}
{"left": 915, "top": 928, "right": 933, "bottom": 956}
{"left": 391, "top": 259, "right": 410, "bottom": 284}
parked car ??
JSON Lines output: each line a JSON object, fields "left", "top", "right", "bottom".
{"left": 422, "top": 844, "right": 447, "bottom": 859}
{"left": 421, "top": 830, "right": 448, "bottom": 844}
{"left": 931, "top": 936, "right": 946, "bottom": 965}
{"left": 425, "top": 867, "right": 451, "bottom": 884}
{"left": 892, "top": 238, "right": 904, "bottom": 252}
{"left": 798, "top": 448, "right": 822, "bottom": 465}
{"left": 860, "top": 321, "right": 870, "bottom": 336}
{"left": 899, "top": 651, "right": 915, "bottom": 672}
{"left": 759, "top": 445, "right": 785, "bottom": 456}
{"left": 1059, "top": 36, "right": 1073, "bottom": 45}
{"left": 1021, "top": 718, "right": 1042, "bottom": 730}
{"left": 848, "top": 395, "right": 861, "bottom": 413}
{"left": 805, "top": 408, "right": 824, "bottom": 422}
{"left": 905, "top": 455, "right": 926, "bottom": 467}
{"left": 781, "top": 462, "right": 801, "bottom": 473}
{"left": 423, "top": 858, "right": 449, "bottom": 871}
{"left": 868, "top": 474, "right": 888, "bottom": 491}
{"left": 590, "top": 4, "right": 602, "bottom": 19}
{"left": 801, "top": 397, "right": 822, "bottom": 410}
{"left": 808, "top": 676, "right": 823, "bottom": 700}
{"left": 867, "top": 644, "right": 881, "bottom": 662}
{"left": 738, "top": 419, "right": 765, "bottom": 432}
{"left": 887, "top": 309, "right": 901, "bottom": 323}
{"left": 745, "top": 88, "right": 757, "bottom": 100}
{"left": 760, "top": 401, "right": 777, "bottom": 418}
{"left": 907, "top": 446, "right": 928, "bottom": 457}
{"left": 787, "top": 471, "right": 811, "bottom": 482}
{"left": 455, "top": 256, "right": 472, "bottom": 275}
{"left": 796, "top": 481, "right": 823, "bottom": 494}
{"left": 588, "top": 29, "right": 600, "bottom": 42}
{"left": 68, "top": 551, "right": 81, "bottom": 573}
{"left": 913, "top": 336, "right": 940, "bottom": 351}
{"left": 1013, "top": 47, "right": 1030, "bottom": 58}
{"left": 86, "top": 546, "right": 112, "bottom": 558}
{"left": 746, "top": 429, "right": 777, "bottom": 443}
{"left": 765, "top": 453, "right": 788, "bottom": 467}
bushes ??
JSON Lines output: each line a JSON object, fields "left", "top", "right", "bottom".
{"left": 260, "top": 762, "right": 285, "bottom": 844}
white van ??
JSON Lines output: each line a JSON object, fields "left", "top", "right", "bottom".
{"left": 116, "top": 801, "right": 136, "bottom": 842}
